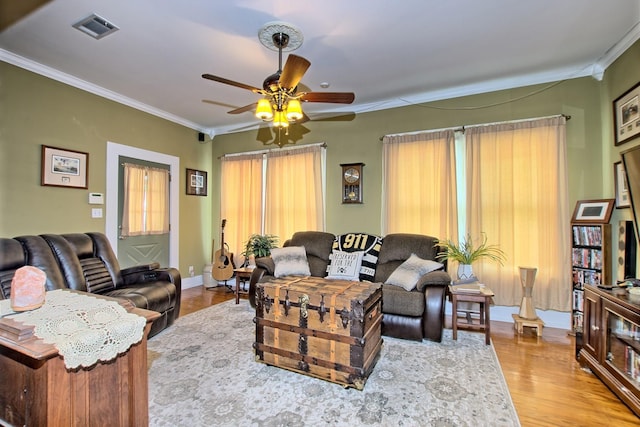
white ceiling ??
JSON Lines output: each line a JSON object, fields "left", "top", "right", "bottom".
{"left": 1, "top": 0, "right": 639, "bottom": 138}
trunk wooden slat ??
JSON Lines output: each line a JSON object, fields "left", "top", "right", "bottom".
{"left": 254, "top": 277, "right": 383, "bottom": 389}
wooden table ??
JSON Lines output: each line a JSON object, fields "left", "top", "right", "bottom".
{"left": 0, "top": 293, "right": 159, "bottom": 426}
{"left": 233, "top": 267, "right": 253, "bottom": 304}
{"left": 449, "top": 285, "right": 494, "bottom": 345}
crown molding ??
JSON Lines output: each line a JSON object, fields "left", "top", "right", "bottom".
{"left": 594, "top": 21, "right": 640, "bottom": 80}
{"left": 0, "top": 48, "right": 203, "bottom": 131}
{"left": 4, "top": 20, "right": 640, "bottom": 138}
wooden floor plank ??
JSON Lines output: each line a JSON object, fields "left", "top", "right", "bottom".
{"left": 180, "top": 285, "right": 640, "bottom": 426}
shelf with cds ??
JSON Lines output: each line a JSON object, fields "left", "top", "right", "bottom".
{"left": 579, "top": 285, "right": 640, "bottom": 416}
{"left": 571, "top": 223, "right": 610, "bottom": 336}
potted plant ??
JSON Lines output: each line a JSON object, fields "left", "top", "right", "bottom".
{"left": 240, "top": 234, "right": 279, "bottom": 266}
{"left": 435, "top": 233, "right": 506, "bottom": 280}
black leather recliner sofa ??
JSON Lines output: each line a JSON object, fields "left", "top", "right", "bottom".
{"left": 0, "top": 232, "right": 180, "bottom": 338}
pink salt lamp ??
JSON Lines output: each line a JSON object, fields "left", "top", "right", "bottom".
{"left": 10, "top": 266, "right": 46, "bottom": 311}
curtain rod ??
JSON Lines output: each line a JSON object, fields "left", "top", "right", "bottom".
{"left": 379, "top": 114, "right": 571, "bottom": 141}
{"left": 219, "top": 142, "right": 327, "bottom": 159}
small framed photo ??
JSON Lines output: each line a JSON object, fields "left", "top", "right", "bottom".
{"left": 571, "top": 199, "right": 615, "bottom": 224}
{"left": 613, "top": 81, "right": 640, "bottom": 146}
{"left": 186, "top": 168, "right": 207, "bottom": 196}
{"left": 614, "top": 161, "right": 630, "bottom": 208}
{"left": 41, "top": 145, "right": 89, "bottom": 189}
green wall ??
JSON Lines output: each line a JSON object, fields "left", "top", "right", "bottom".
{"left": 0, "top": 62, "right": 212, "bottom": 274}
{"left": 602, "top": 39, "right": 640, "bottom": 279}
{"left": 211, "top": 76, "right": 605, "bottom": 236}
{"left": 2, "top": 38, "right": 638, "bottom": 280}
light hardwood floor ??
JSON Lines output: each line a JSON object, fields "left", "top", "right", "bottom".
{"left": 180, "top": 285, "right": 640, "bottom": 427}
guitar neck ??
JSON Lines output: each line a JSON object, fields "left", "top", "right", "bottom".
{"left": 220, "top": 219, "right": 227, "bottom": 253}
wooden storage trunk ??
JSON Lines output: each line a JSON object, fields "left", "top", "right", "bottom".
{"left": 254, "top": 277, "right": 383, "bottom": 390}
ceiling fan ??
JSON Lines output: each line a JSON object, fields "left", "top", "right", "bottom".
{"left": 202, "top": 22, "right": 355, "bottom": 130}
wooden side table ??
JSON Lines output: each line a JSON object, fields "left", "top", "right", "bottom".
{"left": 449, "top": 285, "right": 494, "bottom": 345}
{"left": 0, "top": 293, "right": 159, "bottom": 426}
{"left": 233, "top": 267, "right": 253, "bottom": 304}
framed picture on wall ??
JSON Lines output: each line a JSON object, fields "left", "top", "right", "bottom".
{"left": 613, "top": 81, "right": 640, "bottom": 146}
{"left": 186, "top": 168, "right": 207, "bottom": 196}
{"left": 614, "top": 161, "right": 630, "bottom": 208}
{"left": 571, "top": 199, "right": 615, "bottom": 224}
{"left": 41, "top": 145, "right": 89, "bottom": 189}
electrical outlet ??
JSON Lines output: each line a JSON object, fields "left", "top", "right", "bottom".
{"left": 188, "top": 265, "right": 194, "bottom": 277}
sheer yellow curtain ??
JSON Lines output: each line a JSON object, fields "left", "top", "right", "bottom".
{"left": 265, "top": 145, "right": 325, "bottom": 240}
{"left": 122, "top": 163, "right": 146, "bottom": 236}
{"left": 382, "top": 130, "right": 458, "bottom": 243}
{"left": 220, "top": 153, "right": 264, "bottom": 264}
{"left": 146, "top": 167, "right": 170, "bottom": 234}
{"left": 466, "top": 116, "right": 570, "bottom": 310}
{"left": 121, "top": 163, "right": 169, "bottom": 236}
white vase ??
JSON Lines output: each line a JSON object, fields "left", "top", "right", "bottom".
{"left": 457, "top": 264, "right": 476, "bottom": 281}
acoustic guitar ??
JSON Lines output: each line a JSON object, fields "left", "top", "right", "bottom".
{"left": 212, "top": 219, "right": 235, "bottom": 281}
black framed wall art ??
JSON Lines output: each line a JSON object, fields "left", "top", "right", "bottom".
{"left": 186, "top": 168, "right": 207, "bottom": 196}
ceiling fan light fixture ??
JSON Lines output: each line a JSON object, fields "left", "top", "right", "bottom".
{"left": 273, "top": 110, "right": 289, "bottom": 128}
{"left": 255, "top": 98, "right": 273, "bottom": 120}
{"left": 286, "top": 99, "right": 303, "bottom": 121}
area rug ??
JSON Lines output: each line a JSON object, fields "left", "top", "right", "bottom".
{"left": 147, "top": 301, "right": 520, "bottom": 427}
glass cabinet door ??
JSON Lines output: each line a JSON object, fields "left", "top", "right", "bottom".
{"left": 605, "top": 301, "right": 640, "bottom": 391}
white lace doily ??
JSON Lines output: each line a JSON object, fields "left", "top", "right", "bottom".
{"left": 10, "top": 289, "right": 147, "bottom": 369}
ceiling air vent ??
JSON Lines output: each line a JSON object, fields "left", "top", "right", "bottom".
{"left": 72, "top": 14, "right": 119, "bottom": 40}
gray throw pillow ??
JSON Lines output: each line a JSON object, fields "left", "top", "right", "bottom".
{"left": 385, "top": 253, "right": 443, "bottom": 291}
{"left": 271, "top": 246, "right": 311, "bottom": 278}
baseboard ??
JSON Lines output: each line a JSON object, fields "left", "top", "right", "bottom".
{"left": 445, "top": 301, "right": 570, "bottom": 330}
{"left": 182, "top": 274, "right": 238, "bottom": 290}
{"left": 182, "top": 275, "right": 201, "bottom": 289}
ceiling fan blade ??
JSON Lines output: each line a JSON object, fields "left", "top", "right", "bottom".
{"left": 279, "top": 54, "right": 311, "bottom": 90}
{"left": 227, "top": 103, "right": 257, "bottom": 114}
{"left": 202, "top": 74, "right": 262, "bottom": 93}
{"left": 300, "top": 92, "right": 355, "bottom": 104}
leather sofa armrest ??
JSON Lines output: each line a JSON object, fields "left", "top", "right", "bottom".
{"left": 121, "top": 265, "right": 180, "bottom": 286}
{"left": 121, "top": 262, "right": 160, "bottom": 276}
{"left": 416, "top": 270, "right": 451, "bottom": 292}
{"left": 254, "top": 256, "right": 275, "bottom": 276}
{"left": 248, "top": 266, "right": 268, "bottom": 309}
{"left": 422, "top": 284, "right": 447, "bottom": 342}
{"left": 120, "top": 266, "right": 182, "bottom": 323}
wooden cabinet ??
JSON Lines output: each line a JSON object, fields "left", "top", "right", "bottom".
{"left": 571, "top": 224, "right": 611, "bottom": 334}
{"left": 578, "top": 285, "right": 640, "bottom": 417}
{"left": 581, "top": 287, "right": 601, "bottom": 359}
{"left": 0, "top": 298, "right": 159, "bottom": 426}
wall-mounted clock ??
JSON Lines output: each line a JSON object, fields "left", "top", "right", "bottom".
{"left": 341, "top": 163, "right": 364, "bottom": 204}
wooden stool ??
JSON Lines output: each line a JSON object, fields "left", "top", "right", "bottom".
{"left": 512, "top": 313, "right": 544, "bottom": 336}
{"left": 233, "top": 267, "right": 253, "bottom": 304}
